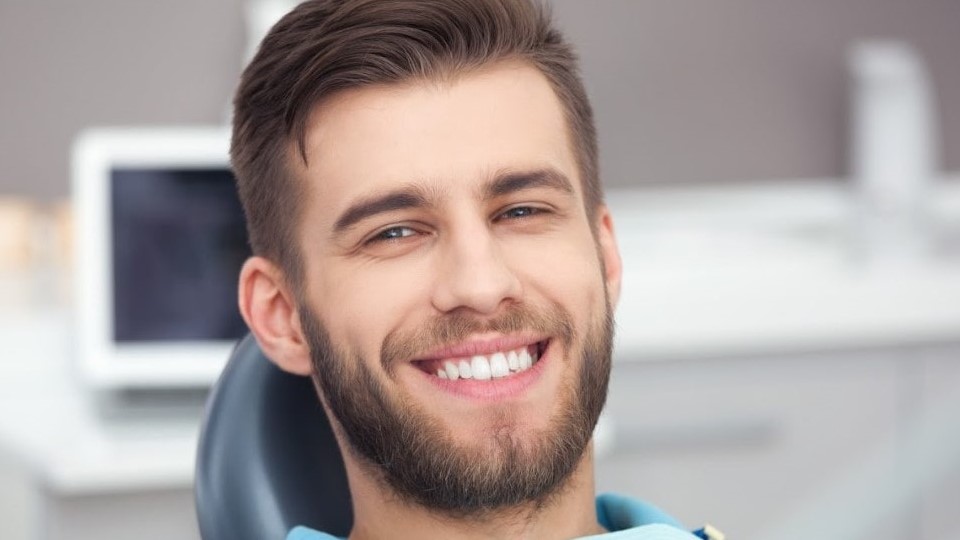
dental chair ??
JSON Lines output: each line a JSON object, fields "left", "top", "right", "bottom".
{"left": 195, "top": 334, "right": 353, "bottom": 540}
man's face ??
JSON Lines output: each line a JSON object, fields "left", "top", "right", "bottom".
{"left": 293, "top": 62, "right": 620, "bottom": 513}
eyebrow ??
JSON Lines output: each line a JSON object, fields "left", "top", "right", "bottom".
{"left": 483, "top": 168, "right": 574, "bottom": 201}
{"left": 331, "top": 168, "right": 575, "bottom": 235}
{"left": 332, "top": 188, "right": 432, "bottom": 234}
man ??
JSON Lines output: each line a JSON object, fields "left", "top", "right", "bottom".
{"left": 232, "top": 0, "right": 721, "bottom": 538}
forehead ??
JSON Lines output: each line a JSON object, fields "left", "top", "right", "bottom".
{"left": 296, "top": 62, "right": 582, "bottom": 225}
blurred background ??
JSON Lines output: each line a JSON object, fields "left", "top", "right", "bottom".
{"left": 1, "top": 1, "right": 959, "bottom": 539}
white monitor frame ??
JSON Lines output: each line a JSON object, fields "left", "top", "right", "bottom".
{"left": 73, "top": 126, "right": 240, "bottom": 389}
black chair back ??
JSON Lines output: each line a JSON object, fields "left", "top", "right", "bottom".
{"left": 195, "top": 334, "right": 353, "bottom": 539}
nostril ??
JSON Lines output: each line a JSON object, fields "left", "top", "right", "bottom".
{"left": 430, "top": 248, "right": 523, "bottom": 315}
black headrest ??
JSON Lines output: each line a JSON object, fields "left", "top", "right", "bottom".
{"left": 195, "top": 334, "right": 353, "bottom": 539}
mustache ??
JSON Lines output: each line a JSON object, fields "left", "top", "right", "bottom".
{"left": 380, "top": 302, "right": 575, "bottom": 373}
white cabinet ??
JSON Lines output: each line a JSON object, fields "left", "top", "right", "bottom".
{"left": 40, "top": 488, "right": 199, "bottom": 540}
{"left": 596, "top": 346, "right": 960, "bottom": 540}
{"left": 917, "top": 346, "right": 960, "bottom": 540}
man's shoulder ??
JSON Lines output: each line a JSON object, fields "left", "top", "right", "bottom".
{"left": 286, "top": 526, "right": 343, "bottom": 540}
{"left": 579, "top": 523, "right": 703, "bottom": 539}
{"left": 285, "top": 494, "right": 722, "bottom": 540}
{"left": 588, "top": 493, "right": 723, "bottom": 540}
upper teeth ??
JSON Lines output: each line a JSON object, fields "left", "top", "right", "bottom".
{"left": 436, "top": 346, "right": 538, "bottom": 381}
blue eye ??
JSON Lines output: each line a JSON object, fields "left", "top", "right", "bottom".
{"left": 500, "top": 206, "right": 541, "bottom": 220}
{"left": 370, "top": 226, "right": 416, "bottom": 243}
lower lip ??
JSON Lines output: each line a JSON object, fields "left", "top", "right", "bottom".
{"left": 416, "top": 342, "right": 551, "bottom": 401}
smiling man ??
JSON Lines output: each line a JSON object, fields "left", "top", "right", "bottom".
{"left": 232, "top": 1, "right": 716, "bottom": 539}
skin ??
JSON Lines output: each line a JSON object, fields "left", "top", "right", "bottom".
{"left": 239, "top": 61, "right": 623, "bottom": 539}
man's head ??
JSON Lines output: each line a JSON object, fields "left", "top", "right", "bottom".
{"left": 234, "top": 0, "right": 622, "bottom": 520}
{"left": 232, "top": 0, "right": 600, "bottom": 288}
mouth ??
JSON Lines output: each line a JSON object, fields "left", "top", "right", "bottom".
{"left": 412, "top": 339, "right": 548, "bottom": 382}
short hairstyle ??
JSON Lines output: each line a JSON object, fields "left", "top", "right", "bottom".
{"left": 231, "top": 0, "right": 599, "bottom": 286}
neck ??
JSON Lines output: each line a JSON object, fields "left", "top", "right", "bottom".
{"left": 343, "top": 444, "right": 603, "bottom": 540}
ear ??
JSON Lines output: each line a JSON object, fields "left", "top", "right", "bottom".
{"left": 237, "top": 256, "right": 313, "bottom": 376}
{"left": 594, "top": 205, "right": 622, "bottom": 309}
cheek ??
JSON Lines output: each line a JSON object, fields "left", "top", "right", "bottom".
{"left": 316, "top": 261, "right": 433, "bottom": 357}
{"left": 507, "top": 232, "right": 606, "bottom": 313}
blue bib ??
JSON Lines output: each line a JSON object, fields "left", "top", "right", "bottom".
{"left": 286, "top": 493, "right": 721, "bottom": 539}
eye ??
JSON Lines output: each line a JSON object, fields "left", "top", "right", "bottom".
{"left": 497, "top": 205, "right": 543, "bottom": 221}
{"left": 367, "top": 225, "right": 418, "bottom": 244}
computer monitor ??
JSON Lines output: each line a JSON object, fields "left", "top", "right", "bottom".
{"left": 73, "top": 127, "right": 250, "bottom": 388}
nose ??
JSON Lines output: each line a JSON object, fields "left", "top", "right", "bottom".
{"left": 430, "top": 223, "right": 523, "bottom": 316}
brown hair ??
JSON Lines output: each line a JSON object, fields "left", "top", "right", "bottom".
{"left": 231, "top": 0, "right": 599, "bottom": 286}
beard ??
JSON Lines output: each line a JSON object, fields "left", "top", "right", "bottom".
{"left": 300, "top": 297, "right": 613, "bottom": 518}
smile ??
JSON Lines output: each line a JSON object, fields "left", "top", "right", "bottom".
{"left": 413, "top": 340, "right": 548, "bottom": 382}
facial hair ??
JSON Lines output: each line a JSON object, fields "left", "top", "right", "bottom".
{"left": 300, "top": 299, "right": 613, "bottom": 518}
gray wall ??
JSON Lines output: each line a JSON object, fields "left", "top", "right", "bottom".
{"left": 1, "top": 0, "right": 959, "bottom": 200}
{"left": 0, "top": 0, "right": 245, "bottom": 200}
{"left": 554, "top": 0, "right": 960, "bottom": 186}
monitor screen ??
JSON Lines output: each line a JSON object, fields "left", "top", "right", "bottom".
{"left": 110, "top": 168, "right": 251, "bottom": 343}
{"left": 74, "top": 126, "right": 246, "bottom": 388}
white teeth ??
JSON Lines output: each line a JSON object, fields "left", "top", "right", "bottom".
{"left": 432, "top": 344, "right": 544, "bottom": 381}
{"left": 490, "top": 352, "right": 509, "bottom": 378}
{"left": 519, "top": 348, "right": 532, "bottom": 370}
{"left": 507, "top": 350, "right": 519, "bottom": 371}
{"left": 471, "top": 355, "right": 492, "bottom": 380}
{"left": 458, "top": 359, "right": 473, "bottom": 379}
{"left": 444, "top": 361, "right": 459, "bottom": 380}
